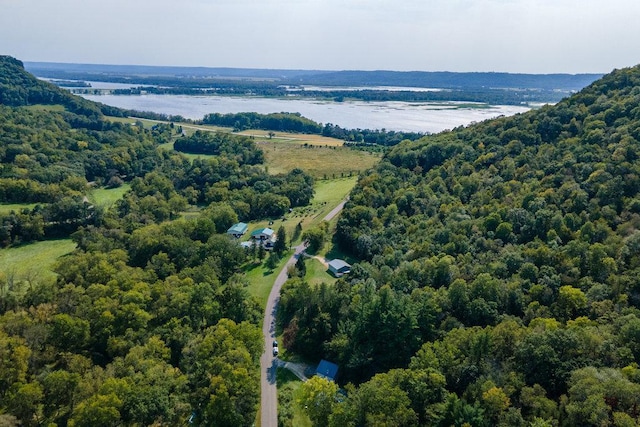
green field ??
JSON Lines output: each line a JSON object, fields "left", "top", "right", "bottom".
{"left": 158, "top": 137, "right": 378, "bottom": 179}
{"left": 0, "top": 117, "right": 132, "bottom": 289}
{"left": 243, "top": 255, "right": 289, "bottom": 308}
{"left": 1, "top": 185, "right": 130, "bottom": 214}
{"left": 131, "top": 116, "right": 380, "bottom": 179}
{"left": 88, "top": 184, "right": 131, "bottom": 208}
{"left": 304, "top": 256, "right": 337, "bottom": 287}
{"left": 0, "top": 239, "right": 76, "bottom": 284}
{"left": 261, "top": 141, "right": 379, "bottom": 179}
{"left": 0, "top": 203, "right": 39, "bottom": 215}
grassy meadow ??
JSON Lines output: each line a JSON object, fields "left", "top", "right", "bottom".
{"left": 0, "top": 203, "right": 39, "bottom": 215}
{"left": 260, "top": 140, "right": 379, "bottom": 178}
{"left": 0, "top": 185, "right": 131, "bottom": 215}
{"left": 128, "top": 115, "right": 380, "bottom": 179}
{"left": 0, "top": 239, "right": 76, "bottom": 284}
{"left": 88, "top": 184, "right": 131, "bottom": 208}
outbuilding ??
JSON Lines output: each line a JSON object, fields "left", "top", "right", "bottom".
{"left": 316, "top": 359, "right": 339, "bottom": 381}
{"left": 328, "top": 259, "right": 351, "bottom": 277}
{"left": 227, "top": 222, "right": 248, "bottom": 238}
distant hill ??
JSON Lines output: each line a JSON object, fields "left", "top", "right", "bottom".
{"left": 293, "top": 69, "right": 603, "bottom": 91}
{"left": 1, "top": 56, "right": 103, "bottom": 116}
{"left": 25, "top": 61, "right": 324, "bottom": 81}
{"left": 0, "top": 54, "right": 162, "bottom": 202}
{"left": 26, "top": 61, "right": 602, "bottom": 92}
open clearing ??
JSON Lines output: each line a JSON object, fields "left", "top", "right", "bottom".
{"left": 109, "top": 116, "right": 380, "bottom": 179}
{"left": 0, "top": 239, "right": 76, "bottom": 283}
{"left": 260, "top": 141, "right": 378, "bottom": 178}
{"left": 0, "top": 203, "right": 39, "bottom": 215}
{"left": 88, "top": 184, "right": 131, "bottom": 208}
{"left": 244, "top": 177, "right": 358, "bottom": 307}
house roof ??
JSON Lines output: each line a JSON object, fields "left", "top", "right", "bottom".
{"left": 328, "top": 259, "right": 351, "bottom": 271}
{"left": 316, "top": 359, "right": 339, "bottom": 381}
{"left": 251, "top": 227, "right": 274, "bottom": 237}
{"left": 227, "top": 222, "right": 248, "bottom": 234}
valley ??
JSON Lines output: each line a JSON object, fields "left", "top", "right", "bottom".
{"left": 2, "top": 55, "right": 640, "bottom": 426}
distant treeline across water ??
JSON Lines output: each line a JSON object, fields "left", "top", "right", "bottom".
{"left": 26, "top": 61, "right": 603, "bottom": 106}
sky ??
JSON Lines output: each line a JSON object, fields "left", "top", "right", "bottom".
{"left": 1, "top": 0, "right": 639, "bottom": 74}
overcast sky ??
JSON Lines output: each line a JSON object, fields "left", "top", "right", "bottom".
{"left": 1, "top": 0, "right": 639, "bottom": 74}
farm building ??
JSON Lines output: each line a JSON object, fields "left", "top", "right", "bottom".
{"left": 227, "top": 222, "right": 248, "bottom": 238}
{"left": 328, "top": 259, "right": 351, "bottom": 277}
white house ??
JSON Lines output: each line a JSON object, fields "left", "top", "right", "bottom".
{"left": 250, "top": 227, "right": 276, "bottom": 249}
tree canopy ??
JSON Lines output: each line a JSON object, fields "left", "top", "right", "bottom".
{"left": 279, "top": 64, "right": 640, "bottom": 426}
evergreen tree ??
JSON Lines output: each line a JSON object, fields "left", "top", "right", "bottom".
{"left": 274, "top": 226, "right": 287, "bottom": 254}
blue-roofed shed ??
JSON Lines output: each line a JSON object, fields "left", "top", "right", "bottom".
{"left": 316, "top": 359, "right": 339, "bottom": 381}
{"left": 227, "top": 222, "right": 248, "bottom": 238}
{"left": 328, "top": 259, "right": 351, "bottom": 277}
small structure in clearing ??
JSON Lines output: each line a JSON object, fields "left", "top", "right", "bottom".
{"left": 328, "top": 259, "right": 351, "bottom": 277}
{"left": 227, "top": 222, "right": 248, "bottom": 238}
{"left": 316, "top": 359, "right": 339, "bottom": 381}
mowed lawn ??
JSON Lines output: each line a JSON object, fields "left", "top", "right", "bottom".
{"left": 0, "top": 239, "right": 76, "bottom": 283}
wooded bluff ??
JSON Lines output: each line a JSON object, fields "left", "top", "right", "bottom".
{"left": 3, "top": 54, "right": 640, "bottom": 426}
{"left": 280, "top": 65, "right": 640, "bottom": 426}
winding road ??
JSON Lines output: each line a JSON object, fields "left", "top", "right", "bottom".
{"left": 259, "top": 198, "right": 348, "bottom": 427}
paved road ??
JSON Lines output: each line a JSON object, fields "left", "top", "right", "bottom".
{"left": 259, "top": 197, "right": 349, "bottom": 427}
{"left": 260, "top": 242, "right": 307, "bottom": 427}
{"left": 323, "top": 198, "right": 348, "bottom": 222}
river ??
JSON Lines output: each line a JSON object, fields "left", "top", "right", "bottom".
{"left": 82, "top": 94, "right": 530, "bottom": 133}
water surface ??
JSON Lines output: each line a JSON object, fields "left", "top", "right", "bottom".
{"left": 83, "top": 94, "right": 529, "bottom": 133}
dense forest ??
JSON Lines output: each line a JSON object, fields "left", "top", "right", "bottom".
{"left": 6, "top": 53, "right": 640, "bottom": 426}
{"left": 0, "top": 56, "right": 315, "bottom": 426}
{"left": 278, "top": 64, "right": 640, "bottom": 426}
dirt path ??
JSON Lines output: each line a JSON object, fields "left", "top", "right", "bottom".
{"left": 276, "top": 359, "right": 314, "bottom": 382}
{"left": 311, "top": 255, "right": 329, "bottom": 268}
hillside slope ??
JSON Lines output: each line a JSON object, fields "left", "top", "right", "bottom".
{"left": 0, "top": 56, "right": 307, "bottom": 426}
{"left": 279, "top": 65, "right": 640, "bottom": 425}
